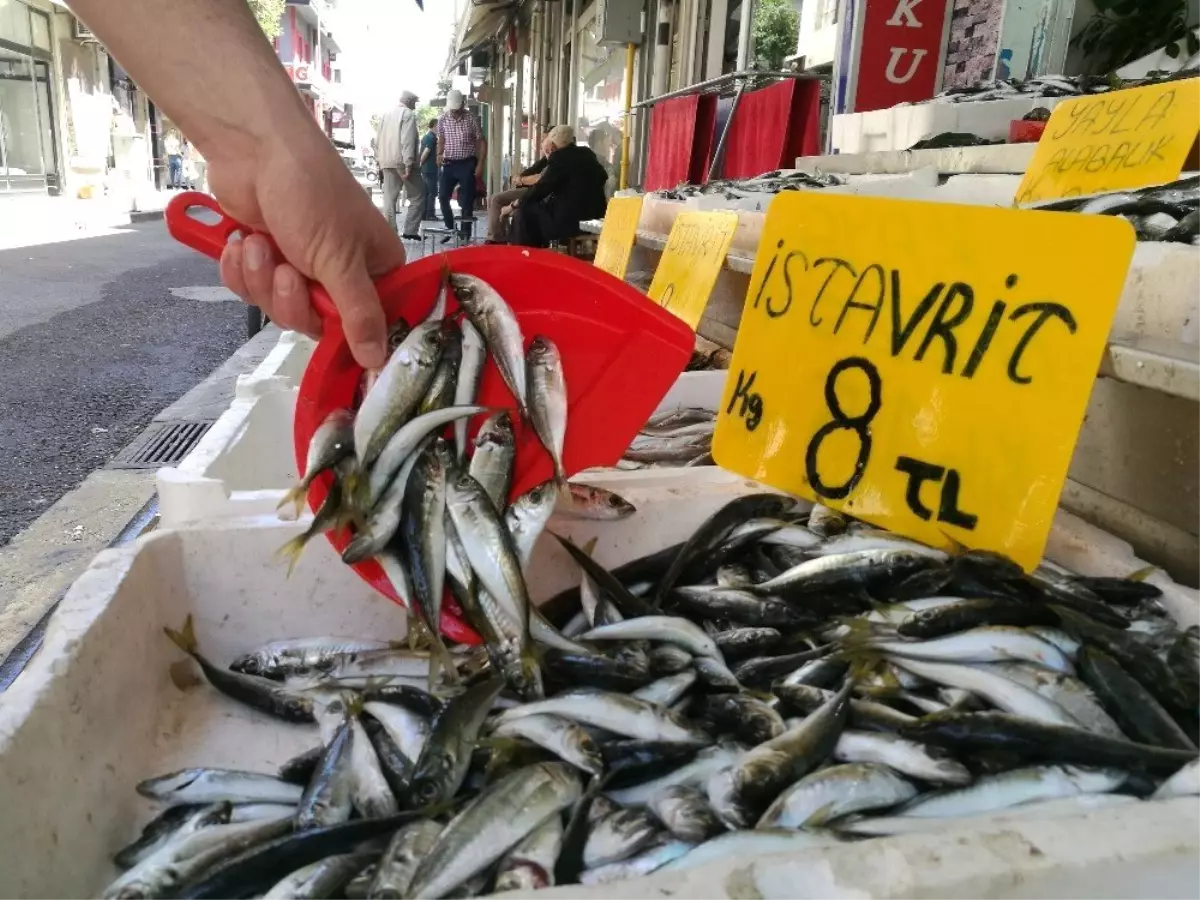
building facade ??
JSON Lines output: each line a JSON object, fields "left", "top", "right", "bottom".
{"left": 275, "top": 0, "right": 344, "bottom": 142}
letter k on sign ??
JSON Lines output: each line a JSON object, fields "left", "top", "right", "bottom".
{"left": 886, "top": 0, "right": 923, "bottom": 27}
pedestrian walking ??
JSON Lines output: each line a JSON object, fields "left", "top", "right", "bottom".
{"left": 436, "top": 90, "right": 486, "bottom": 242}
{"left": 375, "top": 90, "right": 425, "bottom": 240}
{"left": 164, "top": 130, "right": 183, "bottom": 188}
{"left": 420, "top": 118, "right": 439, "bottom": 220}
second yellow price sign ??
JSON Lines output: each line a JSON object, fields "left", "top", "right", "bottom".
{"left": 712, "top": 192, "right": 1136, "bottom": 570}
{"left": 593, "top": 195, "right": 644, "bottom": 279}
{"left": 647, "top": 210, "right": 739, "bottom": 329}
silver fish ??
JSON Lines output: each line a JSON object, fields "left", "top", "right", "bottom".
{"left": 647, "top": 785, "right": 723, "bottom": 843}
{"left": 295, "top": 715, "right": 355, "bottom": 830}
{"left": 752, "top": 548, "right": 943, "bottom": 595}
{"left": 556, "top": 483, "right": 637, "bottom": 520}
{"left": 888, "top": 657, "right": 1079, "bottom": 727}
{"left": 113, "top": 803, "right": 232, "bottom": 870}
{"left": 492, "top": 713, "right": 605, "bottom": 775}
{"left": 526, "top": 335, "right": 568, "bottom": 482}
{"left": 362, "top": 701, "right": 430, "bottom": 763}
{"left": 633, "top": 670, "right": 698, "bottom": 707}
{"left": 895, "top": 764, "right": 1126, "bottom": 818}
{"left": 756, "top": 762, "right": 917, "bottom": 828}
{"left": 496, "top": 689, "right": 710, "bottom": 744}
{"left": 263, "top": 852, "right": 375, "bottom": 899}
{"left": 343, "top": 446, "right": 426, "bottom": 565}
{"left": 833, "top": 729, "right": 972, "bottom": 786}
{"left": 580, "top": 839, "right": 695, "bottom": 885}
{"left": 368, "top": 818, "right": 443, "bottom": 899}
{"left": 406, "top": 762, "right": 582, "bottom": 899}
{"left": 468, "top": 411, "right": 515, "bottom": 511}
{"left": 366, "top": 405, "right": 486, "bottom": 508}
{"left": 869, "top": 627, "right": 1073, "bottom": 673}
{"left": 448, "top": 273, "right": 528, "bottom": 417}
{"left": 607, "top": 742, "right": 746, "bottom": 806}
{"left": 229, "top": 637, "right": 392, "bottom": 680}
{"left": 102, "top": 815, "right": 292, "bottom": 899}
{"left": 1154, "top": 758, "right": 1200, "bottom": 799}
{"left": 453, "top": 318, "right": 488, "bottom": 462}
{"left": 988, "top": 660, "right": 1126, "bottom": 740}
{"left": 136, "top": 768, "right": 303, "bottom": 806}
{"left": 660, "top": 829, "right": 837, "bottom": 873}
{"left": 584, "top": 808, "right": 661, "bottom": 867}
{"left": 493, "top": 816, "right": 563, "bottom": 893}
{"left": 354, "top": 318, "right": 446, "bottom": 468}
{"left": 347, "top": 716, "right": 399, "bottom": 818}
{"left": 281, "top": 409, "right": 354, "bottom": 513}
{"left": 707, "top": 680, "right": 852, "bottom": 828}
{"left": 581, "top": 615, "right": 722, "bottom": 659}
{"left": 505, "top": 479, "right": 558, "bottom": 568}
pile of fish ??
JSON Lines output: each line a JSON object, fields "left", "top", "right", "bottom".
{"left": 275, "top": 265, "right": 639, "bottom": 686}
{"left": 108, "top": 494, "right": 1199, "bottom": 898}
{"left": 656, "top": 170, "right": 844, "bottom": 202}
{"left": 929, "top": 68, "right": 1199, "bottom": 105}
{"left": 619, "top": 406, "right": 715, "bottom": 469}
{"left": 1034, "top": 175, "right": 1200, "bottom": 244}
{"left": 685, "top": 347, "right": 730, "bottom": 372}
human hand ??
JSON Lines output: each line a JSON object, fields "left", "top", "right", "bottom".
{"left": 501, "top": 203, "right": 513, "bottom": 217}
{"left": 210, "top": 123, "right": 404, "bottom": 368}
{"left": 475, "top": 164, "right": 483, "bottom": 179}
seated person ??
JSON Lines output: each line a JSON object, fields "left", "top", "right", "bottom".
{"left": 511, "top": 125, "right": 608, "bottom": 249}
{"left": 486, "top": 135, "right": 555, "bottom": 243}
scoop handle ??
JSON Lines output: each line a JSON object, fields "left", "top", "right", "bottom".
{"left": 166, "top": 192, "right": 341, "bottom": 321}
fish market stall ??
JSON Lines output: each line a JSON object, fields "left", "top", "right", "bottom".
{"left": 0, "top": 479, "right": 1196, "bottom": 898}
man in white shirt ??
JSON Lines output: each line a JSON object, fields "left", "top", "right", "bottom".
{"left": 375, "top": 90, "right": 424, "bottom": 240}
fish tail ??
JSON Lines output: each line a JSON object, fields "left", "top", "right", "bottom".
{"left": 430, "top": 630, "right": 460, "bottom": 688}
{"left": 1127, "top": 564, "right": 1159, "bottom": 582}
{"left": 276, "top": 480, "right": 309, "bottom": 515}
{"left": 275, "top": 532, "right": 311, "bottom": 577}
{"left": 163, "top": 614, "right": 198, "bottom": 656}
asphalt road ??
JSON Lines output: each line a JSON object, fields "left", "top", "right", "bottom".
{"left": 0, "top": 222, "right": 245, "bottom": 546}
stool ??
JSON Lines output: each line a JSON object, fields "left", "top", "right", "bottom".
{"left": 561, "top": 234, "right": 598, "bottom": 261}
{"left": 421, "top": 218, "right": 476, "bottom": 256}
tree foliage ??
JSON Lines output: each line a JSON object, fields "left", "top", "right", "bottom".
{"left": 248, "top": 0, "right": 287, "bottom": 40}
{"left": 752, "top": 0, "right": 800, "bottom": 71}
{"left": 415, "top": 104, "right": 439, "bottom": 128}
{"left": 1073, "top": 0, "right": 1198, "bottom": 74}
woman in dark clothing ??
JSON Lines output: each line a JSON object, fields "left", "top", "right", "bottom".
{"left": 511, "top": 125, "right": 609, "bottom": 248}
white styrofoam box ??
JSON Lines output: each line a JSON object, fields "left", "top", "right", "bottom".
{"left": 831, "top": 96, "right": 1072, "bottom": 155}
{"left": 157, "top": 388, "right": 301, "bottom": 526}
{"left": 932, "top": 173, "right": 1025, "bottom": 206}
{"left": 234, "top": 331, "right": 316, "bottom": 400}
{"left": 1, "top": 480, "right": 1197, "bottom": 898}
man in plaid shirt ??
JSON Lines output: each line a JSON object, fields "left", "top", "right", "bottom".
{"left": 436, "top": 89, "right": 487, "bottom": 239}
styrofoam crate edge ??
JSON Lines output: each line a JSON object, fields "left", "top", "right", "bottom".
{"left": 234, "top": 331, "right": 315, "bottom": 400}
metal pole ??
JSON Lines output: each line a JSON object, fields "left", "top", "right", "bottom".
{"left": 619, "top": 41, "right": 635, "bottom": 190}
{"left": 736, "top": 0, "right": 755, "bottom": 71}
{"left": 554, "top": 0, "right": 566, "bottom": 122}
{"left": 706, "top": 75, "right": 746, "bottom": 181}
{"left": 567, "top": 0, "right": 579, "bottom": 128}
{"left": 514, "top": 44, "right": 524, "bottom": 167}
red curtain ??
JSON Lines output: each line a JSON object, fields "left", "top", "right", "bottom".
{"left": 643, "top": 95, "right": 718, "bottom": 191}
{"left": 720, "top": 79, "right": 822, "bottom": 180}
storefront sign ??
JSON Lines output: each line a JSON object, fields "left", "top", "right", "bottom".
{"left": 593, "top": 195, "right": 645, "bottom": 279}
{"left": 712, "top": 193, "right": 1135, "bottom": 569}
{"left": 852, "top": 0, "right": 954, "bottom": 113}
{"left": 1015, "top": 78, "right": 1200, "bottom": 205}
{"left": 647, "top": 211, "right": 739, "bottom": 330}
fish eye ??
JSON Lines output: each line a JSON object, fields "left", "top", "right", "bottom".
{"left": 416, "top": 780, "right": 440, "bottom": 803}
{"left": 608, "top": 495, "right": 623, "bottom": 507}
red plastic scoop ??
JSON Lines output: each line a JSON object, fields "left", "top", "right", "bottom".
{"left": 166, "top": 192, "right": 695, "bottom": 643}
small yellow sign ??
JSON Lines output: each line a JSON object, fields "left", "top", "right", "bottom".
{"left": 1015, "top": 78, "right": 1200, "bottom": 205}
{"left": 593, "top": 196, "right": 645, "bottom": 279}
{"left": 647, "top": 211, "right": 739, "bottom": 330}
{"left": 712, "top": 193, "right": 1136, "bottom": 570}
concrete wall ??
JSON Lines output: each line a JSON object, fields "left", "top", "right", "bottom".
{"left": 795, "top": 0, "right": 837, "bottom": 67}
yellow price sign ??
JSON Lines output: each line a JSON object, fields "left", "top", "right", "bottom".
{"left": 593, "top": 195, "right": 644, "bottom": 279}
{"left": 712, "top": 193, "right": 1136, "bottom": 569}
{"left": 647, "top": 211, "right": 739, "bottom": 330}
{"left": 1015, "top": 78, "right": 1200, "bottom": 205}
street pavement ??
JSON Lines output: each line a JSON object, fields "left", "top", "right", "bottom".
{"left": 0, "top": 222, "right": 245, "bottom": 546}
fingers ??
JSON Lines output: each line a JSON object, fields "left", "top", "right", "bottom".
{"left": 321, "top": 259, "right": 389, "bottom": 369}
{"left": 272, "top": 264, "right": 322, "bottom": 339}
{"left": 220, "top": 234, "right": 320, "bottom": 339}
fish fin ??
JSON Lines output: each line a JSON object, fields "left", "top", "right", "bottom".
{"left": 163, "top": 614, "right": 198, "bottom": 657}
{"left": 934, "top": 529, "right": 969, "bottom": 557}
{"left": 1127, "top": 564, "right": 1159, "bottom": 582}
{"left": 276, "top": 481, "right": 309, "bottom": 515}
{"left": 427, "top": 628, "right": 460, "bottom": 690}
{"left": 800, "top": 801, "right": 838, "bottom": 829}
{"left": 582, "top": 536, "right": 599, "bottom": 557}
{"left": 275, "top": 533, "right": 310, "bottom": 578}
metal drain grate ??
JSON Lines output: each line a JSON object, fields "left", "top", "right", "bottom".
{"left": 108, "top": 421, "right": 213, "bottom": 469}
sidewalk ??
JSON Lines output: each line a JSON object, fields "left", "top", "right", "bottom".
{"left": 0, "top": 190, "right": 173, "bottom": 252}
